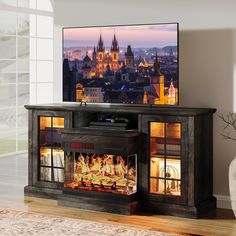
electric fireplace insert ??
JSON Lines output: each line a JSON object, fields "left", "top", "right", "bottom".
{"left": 59, "top": 127, "right": 140, "bottom": 214}
{"left": 64, "top": 152, "right": 137, "bottom": 195}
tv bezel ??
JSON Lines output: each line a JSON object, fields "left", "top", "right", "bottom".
{"left": 62, "top": 22, "right": 179, "bottom": 107}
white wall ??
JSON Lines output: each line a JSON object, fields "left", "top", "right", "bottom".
{"left": 53, "top": 0, "right": 236, "bottom": 208}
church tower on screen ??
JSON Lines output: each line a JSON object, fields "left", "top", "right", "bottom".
{"left": 97, "top": 34, "right": 105, "bottom": 77}
{"left": 150, "top": 51, "right": 165, "bottom": 104}
{"left": 110, "top": 34, "right": 119, "bottom": 71}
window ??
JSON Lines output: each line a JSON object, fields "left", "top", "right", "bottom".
{"left": 0, "top": 0, "right": 53, "bottom": 155}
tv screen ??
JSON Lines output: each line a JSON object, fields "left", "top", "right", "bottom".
{"left": 63, "top": 23, "right": 179, "bottom": 105}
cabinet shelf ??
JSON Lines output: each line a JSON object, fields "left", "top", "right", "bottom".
{"left": 150, "top": 154, "right": 180, "bottom": 159}
{"left": 150, "top": 137, "right": 181, "bottom": 145}
{"left": 150, "top": 192, "right": 181, "bottom": 197}
{"left": 150, "top": 176, "right": 181, "bottom": 181}
{"left": 151, "top": 151, "right": 181, "bottom": 156}
{"left": 40, "top": 127, "right": 64, "bottom": 131}
{"left": 40, "top": 165, "right": 64, "bottom": 169}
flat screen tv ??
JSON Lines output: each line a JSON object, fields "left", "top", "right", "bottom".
{"left": 63, "top": 23, "right": 179, "bottom": 105}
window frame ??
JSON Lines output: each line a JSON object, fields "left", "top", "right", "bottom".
{"left": 0, "top": 0, "right": 54, "bottom": 155}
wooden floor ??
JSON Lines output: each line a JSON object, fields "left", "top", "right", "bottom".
{"left": 0, "top": 153, "right": 235, "bottom": 236}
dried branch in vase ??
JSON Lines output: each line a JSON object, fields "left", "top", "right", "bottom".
{"left": 219, "top": 113, "right": 236, "bottom": 141}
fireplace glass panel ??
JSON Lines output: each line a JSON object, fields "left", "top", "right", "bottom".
{"left": 149, "top": 122, "right": 181, "bottom": 196}
{"left": 64, "top": 152, "right": 137, "bottom": 195}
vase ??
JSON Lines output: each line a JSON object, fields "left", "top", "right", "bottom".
{"left": 229, "top": 156, "right": 236, "bottom": 218}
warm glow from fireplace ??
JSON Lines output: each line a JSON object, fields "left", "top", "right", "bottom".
{"left": 65, "top": 153, "right": 137, "bottom": 195}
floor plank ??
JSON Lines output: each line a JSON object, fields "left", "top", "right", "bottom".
{"left": 0, "top": 153, "right": 235, "bottom": 236}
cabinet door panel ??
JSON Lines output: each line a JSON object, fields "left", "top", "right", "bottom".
{"left": 141, "top": 115, "right": 188, "bottom": 205}
{"left": 31, "top": 110, "right": 72, "bottom": 189}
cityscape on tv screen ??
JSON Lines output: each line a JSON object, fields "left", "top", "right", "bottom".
{"left": 63, "top": 24, "right": 178, "bottom": 105}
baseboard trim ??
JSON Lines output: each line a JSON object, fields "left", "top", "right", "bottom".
{"left": 214, "top": 194, "right": 232, "bottom": 209}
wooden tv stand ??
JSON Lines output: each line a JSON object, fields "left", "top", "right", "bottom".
{"left": 24, "top": 103, "right": 216, "bottom": 218}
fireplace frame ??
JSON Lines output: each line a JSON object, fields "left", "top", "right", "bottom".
{"left": 58, "top": 128, "right": 140, "bottom": 214}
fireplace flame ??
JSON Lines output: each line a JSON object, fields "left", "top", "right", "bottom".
{"left": 65, "top": 153, "right": 137, "bottom": 195}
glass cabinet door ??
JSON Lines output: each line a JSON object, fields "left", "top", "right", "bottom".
{"left": 149, "top": 122, "right": 181, "bottom": 196}
{"left": 39, "top": 116, "right": 65, "bottom": 183}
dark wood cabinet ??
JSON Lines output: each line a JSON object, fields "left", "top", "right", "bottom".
{"left": 141, "top": 115, "right": 188, "bottom": 206}
{"left": 24, "top": 103, "right": 216, "bottom": 217}
{"left": 140, "top": 114, "right": 216, "bottom": 217}
{"left": 25, "top": 110, "right": 72, "bottom": 198}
